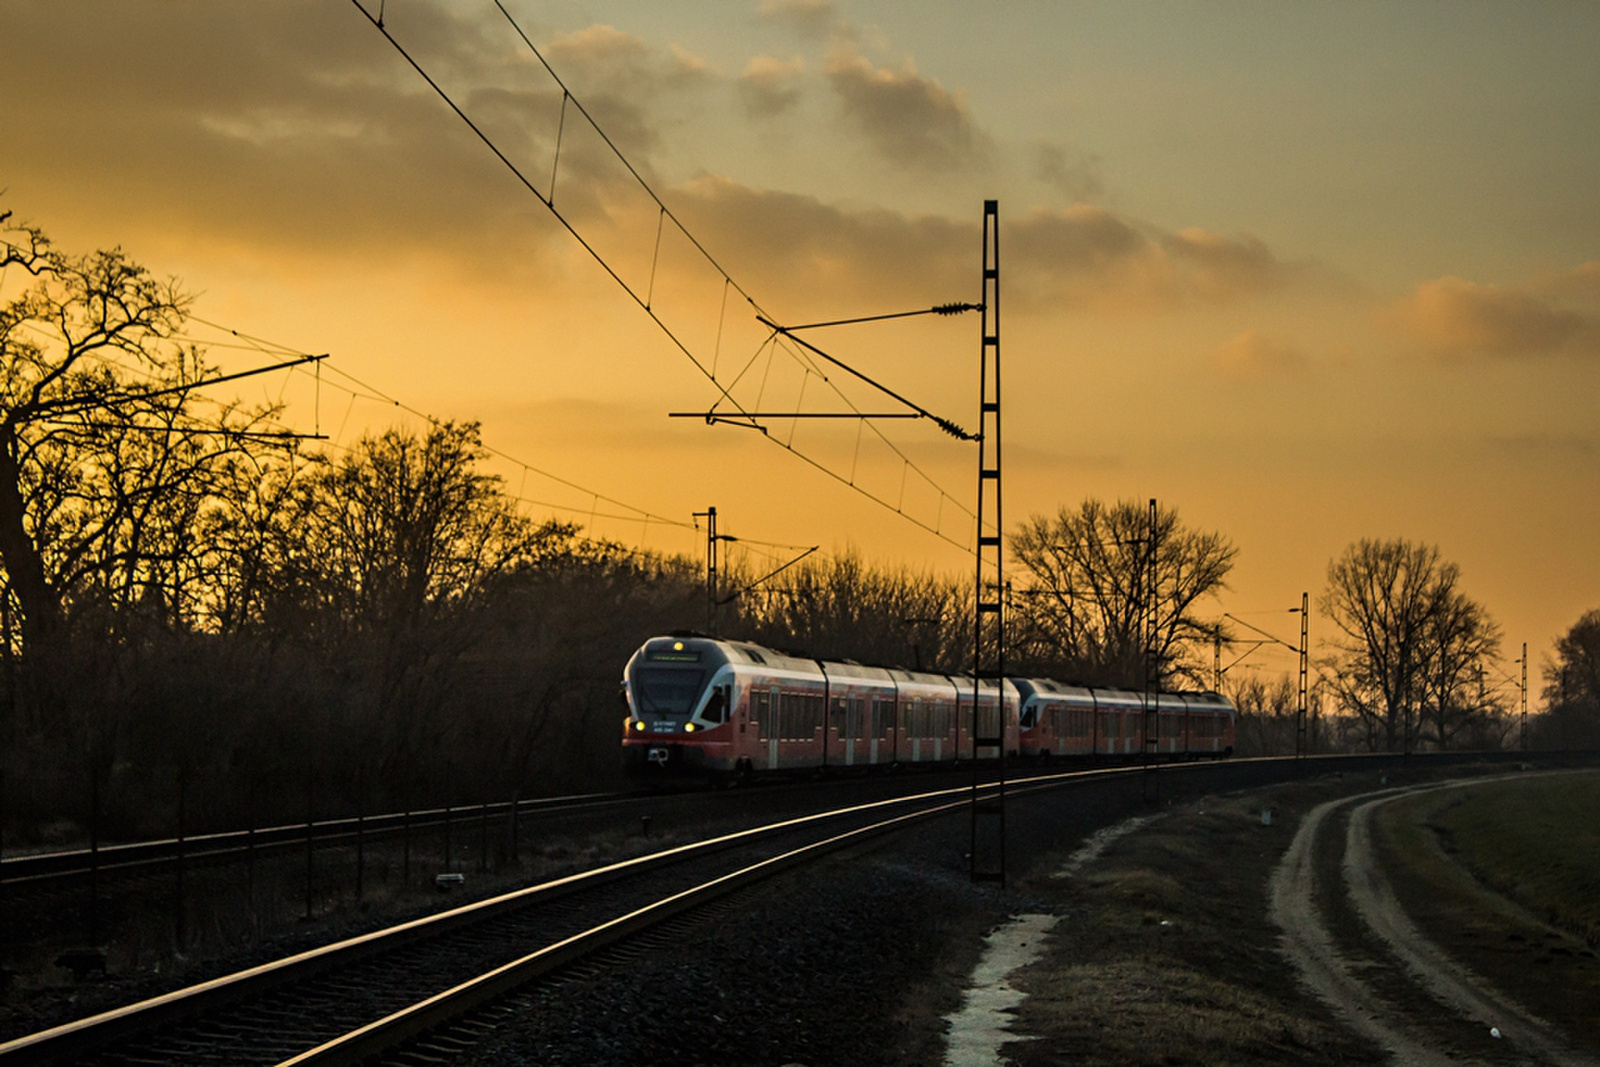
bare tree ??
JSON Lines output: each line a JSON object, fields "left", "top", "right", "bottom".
{"left": 282, "top": 421, "right": 542, "bottom": 633}
{"left": 1534, "top": 608, "right": 1600, "bottom": 749}
{"left": 1008, "top": 498, "right": 1236, "bottom": 688}
{"left": 736, "top": 550, "right": 971, "bottom": 672}
{"left": 1227, "top": 673, "right": 1297, "bottom": 756}
{"left": 0, "top": 210, "right": 282, "bottom": 650}
{"left": 1416, "top": 590, "right": 1504, "bottom": 749}
{"left": 1320, "top": 538, "right": 1502, "bottom": 752}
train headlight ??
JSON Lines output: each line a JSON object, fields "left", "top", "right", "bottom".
{"left": 632, "top": 720, "right": 645, "bottom": 732}
{"left": 685, "top": 722, "right": 697, "bottom": 733}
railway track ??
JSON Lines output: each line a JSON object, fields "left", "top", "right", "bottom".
{"left": 0, "top": 792, "right": 632, "bottom": 887}
{"left": 0, "top": 779, "right": 989, "bottom": 1065}
{"left": 4, "top": 751, "right": 1551, "bottom": 1064}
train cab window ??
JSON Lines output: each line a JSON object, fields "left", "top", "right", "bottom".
{"left": 703, "top": 686, "right": 729, "bottom": 724}
{"left": 1020, "top": 705, "right": 1037, "bottom": 729}
{"left": 633, "top": 667, "right": 706, "bottom": 716}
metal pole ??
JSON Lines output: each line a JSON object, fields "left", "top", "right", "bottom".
{"left": 1296, "top": 592, "right": 1309, "bottom": 757}
{"left": 479, "top": 799, "right": 489, "bottom": 873}
{"left": 969, "top": 199, "right": 1005, "bottom": 885}
{"left": 692, "top": 506, "right": 720, "bottom": 635}
{"left": 88, "top": 752, "right": 101, "bottom": 947}
{"left": 1144, "top": 499, "right": 1161, "bottom": 801}
{"left": 443, "top": 799, "right": 453, "bottom": 873}
{"left": 510, "top": 791, "right": 520, "bottom": 868}
{"left": 1520, "top": 641, "right": 1528, "bottom": 751}
{"left": 246, "top": 794, "right": 256, "bottom": 917}
{"left": 304, "top": 758, "right": 315, "bottom": 921}
{"left": 354, "top": 763, "right": 367, "bottom": 900}
{"left": 175, "top": 767, "right": 187, "bottom": 949}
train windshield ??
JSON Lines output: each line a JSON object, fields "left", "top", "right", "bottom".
{"left": 632, "top": 667, "right": 707, "bottom": 716}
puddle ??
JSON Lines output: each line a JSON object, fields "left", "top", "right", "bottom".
{"left": 942, "top": 912, "right": 1061, "bottom": 1067}
{"left": 1054, "top": 813, "right": 1165, "bottom": 878}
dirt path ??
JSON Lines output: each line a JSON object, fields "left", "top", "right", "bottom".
{"left": 1273, "top": 781, "right": 1598, "bottom": 1067}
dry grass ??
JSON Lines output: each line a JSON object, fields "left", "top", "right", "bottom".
{"left": 1005, "top": 788, "right": 1376, "bottom": 1066}
{"left": 1429, "top": 771, "right": 1600, "bottom": 946}
{"left": 1375, "top": 770, "right": 1600, "bottom": 1051}
{"left": 1018, "top": 957, "right": 1331, "bottom": 1066}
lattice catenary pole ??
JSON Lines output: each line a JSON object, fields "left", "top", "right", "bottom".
{"left": 970, "top": 200, "right": 1006, "bottom": 884}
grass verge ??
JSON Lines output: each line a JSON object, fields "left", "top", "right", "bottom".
{"left": 1374, "top": 769, "right": 1600, "bottom": 1052}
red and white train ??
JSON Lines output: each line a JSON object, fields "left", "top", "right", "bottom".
{"left": 622, "top": 634, "right": 1234, "bottom": 781}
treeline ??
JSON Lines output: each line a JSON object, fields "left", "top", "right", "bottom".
{"left": 0, "top": 211, "right": 975, "bottom": 847}
{"left": 3, "top": 211, "right": 1592, "bottom": 849}
{"left": 0, "top": 211, "right": 723, "bottom": 844}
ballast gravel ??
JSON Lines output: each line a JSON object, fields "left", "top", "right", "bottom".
{"left": 459, "top": 814, "right": 1034, "bottom": 1067}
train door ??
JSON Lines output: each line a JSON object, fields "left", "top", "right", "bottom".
{"left": 767, "top": 687, "right": 780, "bottom": 769}
{"left": 910, "top": 698, "right": 924, "bottom": 762}
{"left": 841, "top": 694, "right": 857, "bottom": 766}
{"left": 838, "top": 694, "right": 851, "bottom": 767}
{"left": 869, "top": 697, "right": 883, "bottom": 763}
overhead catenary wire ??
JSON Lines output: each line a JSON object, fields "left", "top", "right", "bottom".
{"left": 181, "top": 318, "right": 831, "bottom": 566}
{"left": 349, "top": 0, "right": 980, "bottom": 554}
{"left": 180, "top": 315, "right": 700, "bottom": 538}
{"left": 756, "top": 315, "right": 974, "bottom": 441}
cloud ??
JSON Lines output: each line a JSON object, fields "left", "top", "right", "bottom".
{"left": 1033, "top": 142, "right": 1105, "bottom": 203}
{"left": 1532, "top": 261, "right": 1600, "bottom": 301}
{"left": 1212, "top": 331, "right": 1308, "bottom": 379}
{"left": 0, "top": 4, "right": 720, "bottom": 281}
{"left": 757, "top": 0, "right": 837, "bottom": 40}
{"left": 823, "top": 43, "right": 986, "bottom": 170}
{"left": 0, "top": 3, "right": 1307, "bottom": 317}
{"left": 739, "top": 55, "right": 806, "bottom": 118}
{"left": 672, "top": 175, "right": 970, "bottom": 306}
{"left": 545, "top": 25, "right": 711, "bottom": 96}
{"left": 670, "top": 181, "right": 1306, "bottom": 316}
{"left": 1389, "top": 276, "right": 1600, "bottom": 359}
{"left": 1007, "top": 207, "right": 1301, "bottom": 311}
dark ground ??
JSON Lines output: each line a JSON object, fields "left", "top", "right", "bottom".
{"left": 8, "top": 756, "right": 1594, "bottom": 1064}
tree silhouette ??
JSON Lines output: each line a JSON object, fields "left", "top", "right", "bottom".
{"left": 0, "top": 210, "right": 282, "bottom": 652}
{"left": 1536, "top": 608, "right": 1600, "bottom": 749}
{"left": 1008, "top": 498, "right": 1235, "bottom": 688}
{"left": 1320, "top": 538, "right": 1503, "bottom": 752}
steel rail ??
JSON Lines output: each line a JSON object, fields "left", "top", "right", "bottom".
{"left": 3, "top": 752, "right": 1521, "bottom": 1063}
{"left": 0, "top": 778, "right": 1008, "bottom": 1065}
{"left": 277, "top": 759, "right": 1259, "bottom": 1063}
{"left": 279, "top": 794, "right": 973, "bottom": 1065}
{"left": 0, "top": 791, "right": 630, "bottom": 885}
{"left": 0, "top": 751, "right": 1446, "bottom": 886}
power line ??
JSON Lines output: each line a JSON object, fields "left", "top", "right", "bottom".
{"left": 180, "top": 315, "right": 699, "bottom": 538}
{"left": 349, "top": 0, "right": 980, "bottom": 554}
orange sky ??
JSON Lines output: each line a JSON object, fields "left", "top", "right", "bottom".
{"left": 3, "top": 1, "right": 1598, "bottom": 699}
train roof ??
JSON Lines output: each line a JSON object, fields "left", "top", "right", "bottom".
{"left": 632, "top": 637, "right": 1232, "bottom": 712}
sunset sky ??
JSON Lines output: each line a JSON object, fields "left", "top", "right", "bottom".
{"left": 3, "top": 1, "right": 1598, "bottom": 695}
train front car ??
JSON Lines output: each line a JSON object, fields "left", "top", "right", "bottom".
{"left": 622, "top": 636, "right": 738, "bottom": 780}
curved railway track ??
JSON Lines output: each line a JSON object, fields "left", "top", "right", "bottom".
{"left": 3, "top": 750, "right": 1556, "bottom": 1064}
{"left": 1, "top": 778, "right": 994, "bottom": 1065}
{"left": 0, "top": 792, "right": 633, "bottom": 887}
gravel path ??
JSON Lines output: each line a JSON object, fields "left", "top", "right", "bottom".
{"left": 1274, "top": 780, "right": 1598, "bottom": 1067}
